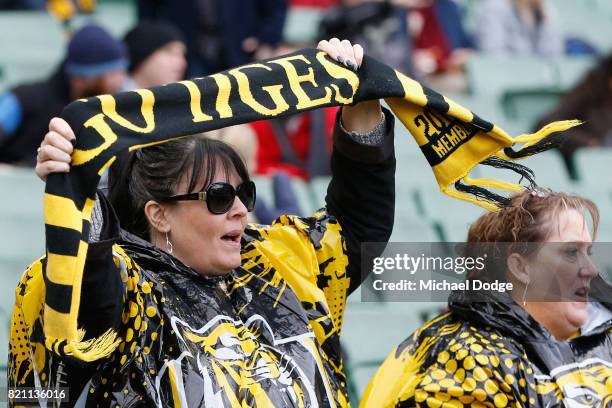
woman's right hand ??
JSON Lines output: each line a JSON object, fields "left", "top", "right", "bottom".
{"left": 35, "top": 117, "right": 75, "bottom": 182}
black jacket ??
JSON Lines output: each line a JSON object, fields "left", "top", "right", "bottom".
{"left": 0, "top": 67, "right": 71, "bottom": 165}
{"left": 8, "top": 110, "right": 396, "bottom": 407}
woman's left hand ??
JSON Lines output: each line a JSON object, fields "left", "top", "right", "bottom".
{"left": 317, "top": 38, "right": 382, "bottom": 134}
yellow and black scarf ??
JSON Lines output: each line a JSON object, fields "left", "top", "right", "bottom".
{"left": 43, "top": 49, "right": 578, "bottom": 362}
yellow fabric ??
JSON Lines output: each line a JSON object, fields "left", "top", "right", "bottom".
{"left": 36, "top": 48, "right": 577, "bottom": 364}
{"left": 9, "top": 210, "right": 353, "bottom": 406}
{"left": 360, "top": 314, "right": 612, "bottom": 407}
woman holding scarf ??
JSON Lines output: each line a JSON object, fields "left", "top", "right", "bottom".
{"left": 9, "top": 38, "right": 395, "bottom": 407}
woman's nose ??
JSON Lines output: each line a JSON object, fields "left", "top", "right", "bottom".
{"left": 228, "top": 196, "right": 248, "bottom": 218}
{"left": 578, "top": 258, "right": 599, "bottom": 279}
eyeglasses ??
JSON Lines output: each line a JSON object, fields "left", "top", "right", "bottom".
{"left": 160, "top": 181, "right": 256, "bottom": 214}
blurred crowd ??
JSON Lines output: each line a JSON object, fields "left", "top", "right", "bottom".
{"left": 1, "top": 0, "right": 611, "bottom": 221}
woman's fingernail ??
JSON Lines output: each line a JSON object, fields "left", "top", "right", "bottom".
{"left": 347, "top": 60, "right": 358, "bottom": 72}
{"left": 337, "top": 55, "right": 345, "bottom": 64}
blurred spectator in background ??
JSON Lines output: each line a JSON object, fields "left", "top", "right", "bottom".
{"left": 251, "top": 105, "right": 338, "bottom": 179}
{"left": 407, "top": 0, "right": 473, "bottom": 92}
{"left": 0, "top": 24, "right": 126, "bottom": 166}
{"left": 122, "top": 20, "right": 187, "bottom": 90}
{"left": 289, "top": 0, "right": 338, "bottom": 7}
{"left": 0, "top": 0, "right": 44, "bottom": 9}
{"left": 319, "top": 0, "right": 413, "bottom": 74}
{"left": 475, "top": 0, "right": 563, "bottom": 57}
{"left": 536, "top": 54, "right": 612, "bottom": 179}
{"left": 249, "top": 33, "right": 339, "bottom": 180}
{"left": 137, "top": 0, "right": 288, "bottom": 77}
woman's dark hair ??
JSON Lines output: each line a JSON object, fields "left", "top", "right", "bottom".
{"left": 108, "top": 136, "right": 250, "bottom": 241}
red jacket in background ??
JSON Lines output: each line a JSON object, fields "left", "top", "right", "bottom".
{"left": 250, "top": 107, "right": 339, "bottom": 179}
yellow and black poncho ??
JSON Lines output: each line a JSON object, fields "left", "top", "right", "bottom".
{"left": 7, "top": 48, "right": 577, "bottom": 406}
{"left": 361, "top": 280, "right": 612, "bottom": 407}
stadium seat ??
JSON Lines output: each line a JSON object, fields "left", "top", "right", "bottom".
{"left": 251, "top": 175, "right": 274, "bottom": 210}
{"left": 291, "top": 178, "right": 317, "bottom": 215}
{"left": 0, "top": 305, "right": 9, "bottom": 370}
{"left": 341, "top": 305, "right": 424, "bottom": 402}
{"left": 0, "top": 167, "right": 44, "bottom": 217}
{"left": 282, "top": 7, "right": 323, "bottom": 44}
{"left": 556, "top": 57, "right": 597, "bottom": 90}
{"left": 0, "top": 168, "right": 45, "bottom": 261}
{"left": 573, "top": 148, "right": 612, "bottom": 186}
{"left": 440, "top": 220, "right": 474, "bottom": 243}
{"left": 417, "top": 188, "right": 488, "bottom": 226}
{"left": 0, "top": 4, "right": 136, "bottom": 88}
{"left": 466, "top": 55, "right": 556, "bottom": 97}
{"left": 501, "top": 89, "right": 562, "bottom": 129}
{"left": 309, "top": 176, "right": 330, "bottom": 209}
{"left": 556, "top": 1, "right": 612, "bottom": 54}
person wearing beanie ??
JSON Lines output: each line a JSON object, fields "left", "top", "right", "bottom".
{"left": 122, "top": 20, "right": 187, "bottom": 90}
{"left": 0, "top": 24, "right": 126, "bottom": 166}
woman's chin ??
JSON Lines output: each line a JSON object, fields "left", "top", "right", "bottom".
{"left": 566, "top": 302, "right": 588, "bottom": 329}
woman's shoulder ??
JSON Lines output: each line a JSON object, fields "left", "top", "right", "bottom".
{"left": 396, "top": 311, "right": 525, "bottom": 369}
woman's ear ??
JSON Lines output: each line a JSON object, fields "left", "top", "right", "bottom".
{"left": 507, "top": 253, "right": 531, "bottom": 285}
{"left": 144, "top": 200, "right": 171, "bottom": 234}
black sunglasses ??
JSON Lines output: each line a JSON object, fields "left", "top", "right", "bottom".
{"left": 160, "top": 181, "right": 256, "bottom": 215}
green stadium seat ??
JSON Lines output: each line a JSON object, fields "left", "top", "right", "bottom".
{"left": 0, "top": 168, "right": 43, "bottom": 217}
{"left": 282, "top": 7, "right": 322, "bottom": 44}
{"left": 556, "top": 57, "right": 597, "bottom": 90}
{"left": 0, "top": 168, "right": 45, "bottom": 262}
{"left": 252, "top": 175, "right": 274, "bottom": 210}
{"left": 309, "top": 176, "right": 330, "bottom": 209}
{"left": 291, "top": 178, "right": 317, "bottom": 215}
{"left": 0, "top": 216, "right": 44, "bottom": 261}
{"left": 341, "top": 305, "right": 423, "bottom": 402}
{"left": 556, "top": 2, "right": 612, "bottom": 54}
{"left": 391, "top": 213, "right": 439, "bottom": 242}
{"left": 441, "top": 221, "right": 474, "bottom": 243}
{"left": 0, "top": 305, "right": 9, "bottom": 370}
{"left": 0, "top": 4, "right": 136, "bottom": 88}
{"left": 573, "top": 148, "right": 612, "bottom": 186}
{"left": 417, "top": 188, "right": 488, "bottom": 226}
{"left": 466, "top": 55, "right": 556, "bottom": 97}
{"left": 593, "top": 0, "right": 612, "bottom": 16}
{"left": 0, "top": 258, "right": 30, "bottom": 375}
{"left": 501, "top": 89, "right": 562, "bottom": 129}
{"left": 566, "top": 185, "right": 612, "bottom": 216}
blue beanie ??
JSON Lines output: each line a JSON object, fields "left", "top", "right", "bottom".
{"left": 64, "top": 25, "right": 128, "bottom": 78}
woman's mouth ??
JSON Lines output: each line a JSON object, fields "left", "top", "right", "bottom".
{"left": 573, "top": 286, "right": 589, "bottom": 301}
{"left": 221, "top": 230, "right": 242, "bottom": 247}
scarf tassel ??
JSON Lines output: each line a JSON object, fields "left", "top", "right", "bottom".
{"left": 445, "top": 119, "right": 582, "bottom": 211}
{"left": 45, "top": 328, "right": 121, "bottom": 362}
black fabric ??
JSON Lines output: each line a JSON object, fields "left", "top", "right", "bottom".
{"left": 448, "top": 277, "right": 612, "bottom": 373}
{"left": 0, "top": 67, "right": 71, "bottom": 165}
{"left": 328, "top": 108, "right": 395, "bottom": 294}
{"left": 46, "top": 111, "right": 394, "bottom": 404}
{"left": 124, "top": 20, "right": 184, "bottom": 73}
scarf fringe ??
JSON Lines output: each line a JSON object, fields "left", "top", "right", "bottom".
{"left": 445, "top": 120, "right": 582, "bottom": 211}
{"left": 46, "top": 328, "right": 121, "bottom": 362}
